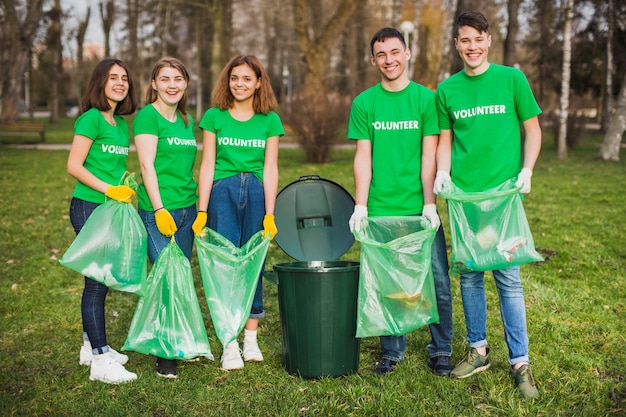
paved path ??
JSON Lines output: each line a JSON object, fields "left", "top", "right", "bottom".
{"left": 5, "top": 142, "right": 355, "bottom": 151}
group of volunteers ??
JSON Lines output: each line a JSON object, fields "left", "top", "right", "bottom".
{"left": 65, "top": 10, "right": 541, "bottom": 398}
{"left": 67, "top": 54, "right": 281, "bottom": 383}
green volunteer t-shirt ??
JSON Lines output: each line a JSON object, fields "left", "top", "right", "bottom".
{"left": 198, "top": 108, "right": 284, "bottom": 182}
{"left": 132, "top": 104, "right": 198, "bottom": 211}
{"left": 436, "top": 63, "right": 542, "bottom": 192}
{"left": 71, "top": 107, "right": 130, "bottom": 203}
{"left": 347, "top": 82, "right": 440, "bottom": 216}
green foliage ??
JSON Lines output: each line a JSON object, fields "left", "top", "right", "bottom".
{"left": 0, "top": 131, "right": 625, "bottom": 416}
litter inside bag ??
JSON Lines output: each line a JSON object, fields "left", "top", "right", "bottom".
{"left": 439, "top": 179, "right": 544, "bottom": 274}
{"left": 123, "top": 238, "right": 213, "bottom": 361}
{"left": 195, "top": 229, "right": 270, "bottom": 347}
{"left": 353, "top": 216, "right": 439, "bottom": 337}
{"left": 59, "top": 173, "right": 147, "bottom": 295}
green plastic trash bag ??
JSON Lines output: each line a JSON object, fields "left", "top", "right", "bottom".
{"left": 123, "top": 238, "right": 213, "bottom": 361}
{"left": 195, "top": 229, "right": 270, "bottom": 347}
{"left": 59, "top": 173, "right": 147, "bottom": 295}
{"left": 439, "top": 179, "right": 544, "bottom": 275}
{"left": 353, "top": 216, "right": 439, "bottom": 338}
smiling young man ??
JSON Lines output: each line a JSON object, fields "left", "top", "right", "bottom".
{"left": 348, "top": 27, "right": 454, "bottom": 376}
{"left": 434, "top": 11, "right": 542, "bottom": 398}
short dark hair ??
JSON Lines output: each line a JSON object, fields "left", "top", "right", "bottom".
{"left": 454, "top": 11, "right": 489, "bottom": 37}
{"left": 80, "top": 58, "right": 137, "bottom": 115}
{"left": 370, "top": 27, "right": 406, "bottom": 56}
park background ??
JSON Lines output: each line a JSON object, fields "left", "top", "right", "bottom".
{"left": 1, "top": 0, "right": 626, "bottom": 416}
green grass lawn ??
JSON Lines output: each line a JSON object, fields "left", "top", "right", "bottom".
{"left": 0, "top": 127, "right": 625, "bottom": 416}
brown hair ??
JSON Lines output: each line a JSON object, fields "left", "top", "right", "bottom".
{"left": 455, "top": 10, "right": 490, "bottom": 38}
{"left": 146, "top": 56, "right": 191, "bottom": 127}
{"left": 80, "top": 58, "right": 137, "bottom": 115}
{"left": 211, "top": 55, "right": 277, "bottom": 114}
{"left": 370, "top": 27, "right": 407, "bottom": 56}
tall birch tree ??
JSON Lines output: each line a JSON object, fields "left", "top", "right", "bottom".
{"left": 557, "top": 0, "right": 574, "bottom": 159}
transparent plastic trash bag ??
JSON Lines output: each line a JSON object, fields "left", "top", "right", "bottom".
{"left": 59, "top": 173, "right": 147, "bottom": 295}
{"left": 123, "top": 238, "right": 213, "bottom": 361}
{"left": 195, "top": 229, "right": 270, "bottom": 347}
{"left": 353, "top": 216, "right": 439, "bottom": 337}
{"left": 439, "top": 179, "right": 544, "bottom": 275}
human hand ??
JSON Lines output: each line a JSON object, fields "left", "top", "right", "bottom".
{"left": 515, "top": 168, "right": 532, "bottom": 194}
{"left": 433, "top": 171, "right": 451, "bottom": 195}
{"left": 192, "top": 211, "right": 207, "bottom": 236}
{"left": 105, "top": 185, "right": 135, "bottom": 203}
{"left": 155, "top": 208, "right": 178, "bottom": 236}
{"left": 349, "top": 205, "right": 368, "bottom": 233}
{"left": 263, "top": 214, "right": 278, "bottom": 239}
{"left": 422, "top": 204, "right": 441, "bottom": 229}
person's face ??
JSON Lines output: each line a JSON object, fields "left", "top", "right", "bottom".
{"left": 152, "top": 66, "right": 187, "bottom": 106}
{"left": 455, "top": 25, "right": 491, "bottom": 75}
{"left": 229, "top": 64, "right": 260, "bottom": 102}
{"left": 104, "top": 64, "right": 129, "bottom": 107}
{"left": 370, "top": 37, "right": 410, "bottom": 83}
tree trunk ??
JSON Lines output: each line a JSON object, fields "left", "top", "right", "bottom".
{"left": 292, "top": 0, "right": 358, "bottom": 93}
{"left": 557, "top": 0, "right": 573, "bottom": 160}
{"left": 0, "top": 0, "right": 46, "bottom": 122}
{"left": 602, "top": 0, "right": 614, "bottom": 132}
{"left": 598, "top": 72, "right": 626, "bottom": 161}
{"left": 100, "top": 1, "right": 115, "bottom": 58}
{"left": 437, "top": 0, "right": 459, "bottom": 83}
{"left": 48, "top": 0, "right": 63, "bottom": 124}
{"left": 503, "top": 0, "right": 522, "bottom": 67}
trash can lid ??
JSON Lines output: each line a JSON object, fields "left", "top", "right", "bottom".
{"left": 274, "top": 175, "right": 355, "bottom": 261}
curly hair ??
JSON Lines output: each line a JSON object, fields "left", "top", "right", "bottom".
{"left": 211, "top": 55, "right": 277, "bottom": 114}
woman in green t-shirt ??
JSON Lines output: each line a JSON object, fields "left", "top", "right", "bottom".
{"left": 194, "top": 55, "right": 284, "bottom": 371}
{"left": 66, "top": 58, "right": 138, "bottom": 384}
{"left": 133, "top": 57, "right": 199, "bottom": 379}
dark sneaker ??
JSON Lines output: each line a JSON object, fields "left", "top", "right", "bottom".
{"left": 427, "top": 355, "right": 453, "bottom": 376}
{"left": 511, "top": 364, "right": 539, "bottom": 398}
{"left": 156, "top": 358, "right": 178, "bottom": 379}
{"left": 374, "top": 358, "right": 398, "bottom": 375}
{"left": 450, "top": 347, "right": 490, "bottom": 379}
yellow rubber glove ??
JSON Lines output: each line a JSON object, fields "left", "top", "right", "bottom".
{"left": 262, "top": 214, "right": 278, "bottom": 239}
{"left": 155, "top": 208, "right": 178, "bottom": 237}
{"left": 105, "top": 185, "right": 135, "bottom": 203}
{"left": 192, "top": 211, "right": 207, "bottom": 236}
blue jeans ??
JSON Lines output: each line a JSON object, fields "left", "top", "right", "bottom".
{"left": 380, "top": 225, "right": 453, "bottom": 361}
{"left": 459, "top": 266, "right": 530, "bottom": 366}
{"left": 69, "top": 197, "right": 111, "bottom": 353}
{"left": 139, "top": 205, "right": 196, "bottom": 263}
{"left": 207, "top": 173, "right": 266, "bottom": 319}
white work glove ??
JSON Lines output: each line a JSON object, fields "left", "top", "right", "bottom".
{"left": 349, "top": 205, "right": 368, "bottom": 233}
{"left": 515, "top": 168, "right": 533, "bottom": 194}
{"left": 433, "top": 170, "right": 451, "bottom": 195}
{"left": 422, "top": 204, "right": 441, "bottom": 229}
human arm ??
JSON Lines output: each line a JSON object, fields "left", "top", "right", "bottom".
{"left": 515, "top": 116, "right": 542, "bottom": 193}
{"left": 262, "top": 135, "right": 280, "bottom": 239}
{"left": 349, "top": 140, "right": 372, "bottom": 232}
{"left": 67, "top": 134, "right": 134, "bottom": 202}
{"left": 433, "top": 129, "right": 453, "bottom": 194}
{"left": 135, "top": 133, "right": 177, "bottom": 235}
{"left": 192, "top": 129, "right": 217, "bottom": 236}
{"left": 421, "top": 134, "right": 440, "bottom": 227}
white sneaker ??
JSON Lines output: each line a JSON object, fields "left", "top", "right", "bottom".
{"left": 221, "top": 341, "right": 244, "bottom": 370}
{"left": 243, "top": 339, "right": 264, "bottom": 362}
{"left": 90, "top": 352, "right": 137, "bottom": 384}
{"left": 80, "top": 343, "right": 128, "bottom": 366}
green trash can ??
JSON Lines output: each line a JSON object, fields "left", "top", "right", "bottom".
{"left": 273, "top": 175, "right": 360, "bottom": 378}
